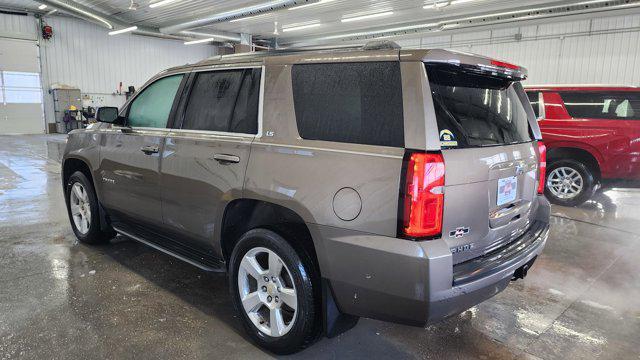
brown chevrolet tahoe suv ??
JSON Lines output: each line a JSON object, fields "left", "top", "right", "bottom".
{"left": 62, "top": 42, "right": 550, "bottom": 354}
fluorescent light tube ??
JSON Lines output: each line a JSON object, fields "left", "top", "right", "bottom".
{"left": 282, "top": 23, "right": 321, "bottom": 32}
{"left": 341, "top": 11, "right": 393, "bottom": 22}
{"left": 38, "top": 4, "right": 47, "bottom": 10}
{"left": 149, "top": 0, "right": 180, "bottom": 8}
{"left": 108, "top": 26, "right": 138, "bottom": 35}
{"left": 288, "top": 0, "right": 335, "bottom": 10}
{"left": 184, "top": 38, "right": 215, "bottom": 45}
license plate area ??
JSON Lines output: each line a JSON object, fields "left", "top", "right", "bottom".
{"left": 497, "top": 176, "right": 518, "bottom": 206}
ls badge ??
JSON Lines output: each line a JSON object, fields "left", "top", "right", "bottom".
{"left": 449, "top": 226, "right": 470, "bottom": 238}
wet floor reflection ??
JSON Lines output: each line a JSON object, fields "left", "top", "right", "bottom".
{"left": 0, "top": 135, "right": 639, "bottom": 360}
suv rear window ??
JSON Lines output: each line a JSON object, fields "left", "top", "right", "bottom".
{"left": 559, "top": 91, "right": 640, "bottom": 120}
{"left": 291, "top": 62, "right": 404, "bottom": 147}
{"left": 426, "top": 63, "right": 532, "bottom": 149}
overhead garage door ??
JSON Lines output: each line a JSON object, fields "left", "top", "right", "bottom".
{"left": 0, "top": 38, "right": 44, "bottom": 134}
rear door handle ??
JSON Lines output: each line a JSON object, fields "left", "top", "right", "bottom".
{"left": 213, "top": 153, "right": 240, "bottom": 164}
{"left": 140, "top": 145, "right": 159, "bottom": 155}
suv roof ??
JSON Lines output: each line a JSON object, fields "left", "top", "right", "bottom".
{"left": 524, "top": 84, "right": 640, "bottom": 92}
{"left": 164, "top": 41, "right": 528, "bottom": 79}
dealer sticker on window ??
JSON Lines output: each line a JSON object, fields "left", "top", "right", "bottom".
{"left": 439, "top": 129, "right": 458, "bottom": 147}
{"left": 497, "top": 176, "right": 518, "bottom": 206}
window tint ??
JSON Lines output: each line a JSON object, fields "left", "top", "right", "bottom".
{"left": 291, "top": 62, "right": 404, "bottom": 147}
{"left": 526, "top": 91, "right": 540, "bottom": 118}
{"left": 426, "top": 63, "right": 531, "bottom": 149}
{"left": 181, "top": 68, "right": 261, "bottom": 134}
{"left": 560, "top": 91, "right": 640, "bottom": 120}
{"left": 128, "top": 74, "right": 183, "bottom": 128}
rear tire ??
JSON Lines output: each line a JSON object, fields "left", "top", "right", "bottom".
{"left": 229, "top": 228, "right": 319, "bottom": 354}
{"left": 545, "top": 159, "right": 596, "bottom": 207}
{"left": 65, "top": 171, "right": 114, "bottom": 244}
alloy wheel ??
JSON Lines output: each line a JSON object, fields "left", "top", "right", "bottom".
{"left": 547, "top": 166, "right": 584, "bottom": 200}
{"left": 69, "top": 182, "right": 91, "bottom": 234}
{"left": 237, "top": 247, "right": 298, "bottom": 338}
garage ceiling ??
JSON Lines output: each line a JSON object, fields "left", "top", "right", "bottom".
{"left": 3, "top": 0, "right": 640, "bottom": 46}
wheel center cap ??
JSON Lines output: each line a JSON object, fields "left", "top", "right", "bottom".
{"left": 266, "top": 282, "right": 277, "bottom": 296}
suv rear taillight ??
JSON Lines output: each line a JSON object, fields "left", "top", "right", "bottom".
{"left": 537, "top": 142, "right": 547, "bottom": 194}
{"left": 401, "top": 152, "right": 445, "bottom": 238}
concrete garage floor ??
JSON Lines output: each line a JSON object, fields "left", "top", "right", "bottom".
{"left": 1, "top": 135, "right": 639, "bottom": 360}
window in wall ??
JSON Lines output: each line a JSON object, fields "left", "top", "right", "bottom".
{"left": 181, "top": 68, "right": 261, "bottom": 134}
{"left": 560, "top": 91, "right": 640, "bottom": 120}
{"left": 127, "top": 74, "right": 184, "bottom": 128}
{"left": 0, "top": 71, "right": 42, "bottom": 104}
{"left": 291, "top": 62, "right": 404, "bottom": 147}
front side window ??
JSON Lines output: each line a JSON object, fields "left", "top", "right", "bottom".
{"left": 291, "top": 62, "right": 404, "bottom": 148}
{"left": 127, "top": 74, "right": 183, "bottom": 128}
{"left": 181, "top": 68, "right": 261, "bottom": 134}
{"left": 559, "top": 91, "right": 640, "bottom": 120}
{"left": 426, "top": 63, "right": 532, "bottom": 149}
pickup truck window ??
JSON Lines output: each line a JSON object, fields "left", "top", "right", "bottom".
{"left": 181, "top": 68, "right": 261, "bottom": 134}
{"left": 526, "top": 91, "right": 540, "bottom": 118}
{"left": 291, "top": 62, "right": 404, "bottom": 148}
{"left": 559, "top": 91, "right": 640, "bottom": 120}
{"left": 128, "top": 74, "right": 183, "bottom": 128}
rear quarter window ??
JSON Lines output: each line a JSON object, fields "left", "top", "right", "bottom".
{"left": 291, "top": 62, "right": 404, "bottom": 147}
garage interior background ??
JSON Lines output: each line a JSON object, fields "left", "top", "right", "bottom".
{"left": 0, "top": 3, "right": 639, "bottom": 134}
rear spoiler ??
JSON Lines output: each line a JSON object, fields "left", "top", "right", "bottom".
{"left": 421, "top": 49, "right": 527, "bottom": 80}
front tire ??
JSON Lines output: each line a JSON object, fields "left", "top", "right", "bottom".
{"left": 545, "top": 159, "right": 596, "bottom": 207}
{"left": 229, "top": 229, "right": 319, "bottom": 354}
{"left": 65, "top": 171, "right": 114, "bottom": 244}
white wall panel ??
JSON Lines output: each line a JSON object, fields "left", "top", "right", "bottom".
{"left": 38, "top": 15, "right": 216, "bottom": 124}
{"left": 410, "top": 13, "right": 640, "bottom": 86}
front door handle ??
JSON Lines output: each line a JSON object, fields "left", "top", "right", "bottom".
{"left": 213, "top": 153, "right": 240, "bottom": 164}
{"left": 140, "top": 145, "right": 159, "bottom": 155}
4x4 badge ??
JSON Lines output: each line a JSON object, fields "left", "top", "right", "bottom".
{"left": 449, "top": 227, "right": 470, "bottom": 238}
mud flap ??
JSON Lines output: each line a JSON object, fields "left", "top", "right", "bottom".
{"left": 322, "top": 278, "right": 359, "bottom": 338}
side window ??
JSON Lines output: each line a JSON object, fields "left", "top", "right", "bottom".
{"left": 560, "top": 91, "right": 640, "bottom": 120}
{"left": 291, "top": 62, "right": 404, "bottom": 147}
{"left": 181, "top": 68, "right": 261, "bottom": 134}
{"left": 128, "top": 74, "right": 183, "bottom": 128}
{"left": 526, "top": 91, "right": 540, "bottom": 118}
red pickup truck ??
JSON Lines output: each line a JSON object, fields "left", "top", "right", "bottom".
{"left": 525, "top": 85, "right": 640, "bottom": 206}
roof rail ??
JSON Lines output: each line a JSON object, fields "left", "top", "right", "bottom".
{"left": 362, "top": 40, "right": 401, "bottom": 50}
{"left": 194, "top": 40, "right": 403, "bottom": 65}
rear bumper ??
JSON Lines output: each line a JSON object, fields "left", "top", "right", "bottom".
{"left": 311, "top": 195, "right": 550, "bottom": 326}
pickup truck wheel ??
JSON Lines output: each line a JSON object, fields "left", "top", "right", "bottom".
{"left": 65, "top": 171, "right": 113, "bottom": 244}
{"left": 229, "top": 229, "right": 318, "bottom": 354}
{"left": 545, "top": 160, "right": 596, "bottom": 207}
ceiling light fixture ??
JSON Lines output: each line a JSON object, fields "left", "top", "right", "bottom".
{"left": 423, "top": 0, "right": 478, "bottom": 9}
{"left": 38, "top": 4, "right": 47, "bottom": 9}
{"left": 282, "top": 23, "right": 321, "bottom": 32}
{"left": 288, "top": 0, "right": 335, "bottom": 10}
{"left": 184, "top": 37, "right": 214, "bottom": 45}
{"left": 341, "top": 11, "right": 394, "bottom": 23}
{"left": 108, "top": 26, "right": 138, "bottom": 35}
{"left": 149, "top": 0, "right": 180, "bottom": 8}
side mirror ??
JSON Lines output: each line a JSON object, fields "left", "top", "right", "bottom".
{"left": 96, "top": 107, "right": 120, "bottom": 124}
